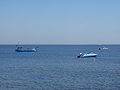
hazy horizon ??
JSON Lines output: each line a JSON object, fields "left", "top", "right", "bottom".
{"left": 0, "top": 0, "right": 120, "bottom": 44}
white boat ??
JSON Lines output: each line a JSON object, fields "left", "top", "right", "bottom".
{"left": 77, "top": 52, "right": 97, "bottom": 58}
{"left": 15, "top": 46, "right": 37, "bottom": 52}
{"left": 99, "top": 47, "right": 108, "bottom": 50}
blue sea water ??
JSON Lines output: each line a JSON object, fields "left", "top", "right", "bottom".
{"left": 0, "top": 45, "right": 120, "bottom": 90}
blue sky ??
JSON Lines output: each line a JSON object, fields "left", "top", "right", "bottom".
{"left": 0, "top": 0, "right": 120, "bottom": 44}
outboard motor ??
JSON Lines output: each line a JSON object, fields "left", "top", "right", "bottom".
{"left": 77, "top": 53, "right": 83, "bottom": 58}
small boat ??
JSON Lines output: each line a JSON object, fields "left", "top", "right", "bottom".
{"left": 15, "top": 46, "right": 36, "bottom": 52}
{"left": 77, "top": 52, "right": 97, "bottom": 58}
{"left": 99, "top": 47, "right": 108, "bottom": 50}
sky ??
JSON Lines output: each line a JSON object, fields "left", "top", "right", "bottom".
{"left": 0, "top": 0, "right": 120, "bottom": 44}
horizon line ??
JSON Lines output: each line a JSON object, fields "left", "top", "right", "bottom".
{"left": 0, "top": 43, "right": 120, "bottom": 45}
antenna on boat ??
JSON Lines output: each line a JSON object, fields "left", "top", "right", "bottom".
{"left": 16, "top": 41, "right": 20, "bottom": 47}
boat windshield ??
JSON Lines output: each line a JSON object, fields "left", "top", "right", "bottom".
{"left": 16, "top": 47, "right": 22, "bottom": 49}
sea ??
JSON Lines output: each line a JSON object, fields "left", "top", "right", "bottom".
{"left": 0, "top": 45, "right": 120, "bottom": 90}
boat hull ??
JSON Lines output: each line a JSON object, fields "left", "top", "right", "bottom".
{"left": 82, "top": 55, "right": 97, "bottom": 58}
{"left": 15, "top": 49, "right": 36, "bottom": 52}
{"left": 77, "top": 53, "right": 97, "bottom": 58}
{"left": 77, "top": 55, "right": 97, "bottom": 58}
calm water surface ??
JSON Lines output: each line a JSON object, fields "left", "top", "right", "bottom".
{"left": 0, "top": 45, "right": 120, "bottom": 90}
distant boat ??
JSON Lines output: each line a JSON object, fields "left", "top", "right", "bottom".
{"left": 77, "top": 52, "right": 97, "bottom": 58}
{"left": 15, "top": 46, "right": 36, "bottom": 52}
{"left": 98, "top": 47, "right": 109, "bottom": 50}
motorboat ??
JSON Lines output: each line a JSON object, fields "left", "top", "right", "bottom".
{"left": 77, "top": 52, "right": 97, "bottom": 58}
{"left": 98, "top": 47, "right": 108, "bottom": 50}
{"left": 15, "top": 46, "right": 36, "bottom": 52}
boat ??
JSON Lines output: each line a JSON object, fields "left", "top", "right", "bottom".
{"left": 77, "top": 52, "right": 97, "bottom": 58}
{"left": 98, "top": 47, "right": 108, "bottom": 50}
{"left": 15, "top": 46, "right": 36, "bottom": 52}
